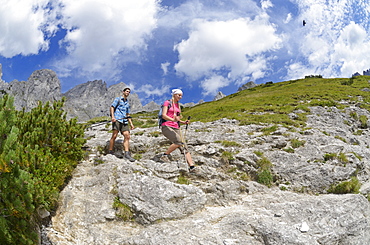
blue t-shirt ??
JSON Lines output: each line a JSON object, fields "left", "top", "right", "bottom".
{"left": 111, "top": 97, "right": 130, "bottom": 123}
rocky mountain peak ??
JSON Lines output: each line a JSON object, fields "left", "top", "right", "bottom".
{"left": 213, "top": 91, "right": 226, "bottom": 101}
{"left": 2, "top": 69, "right": 62, "bottom": 111}
{"left": 238, "top": 81, "right": 257, "bottom": 91}
{"left": 0, "top": 69, "right": 152, "bottom": 121}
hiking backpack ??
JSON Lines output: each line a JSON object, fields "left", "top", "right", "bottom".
{"left": 158, "top": 100, "right": 171, "bottom": 127}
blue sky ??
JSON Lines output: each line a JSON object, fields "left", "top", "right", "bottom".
{"left": 1, "top": 0, "right": 370, "bottom": 105}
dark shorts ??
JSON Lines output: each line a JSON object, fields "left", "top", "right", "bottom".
{"left": 112, "top": 121, "right": 130, "bottom": 132}
{"left": 161, "top": 125, "right": 188, "bottom": 152}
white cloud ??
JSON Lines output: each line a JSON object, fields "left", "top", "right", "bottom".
{"left": 161, "top": 62, "right": 170, "bottom": 75}
{"left": 0, "top": 0, "right": 58, "bottom": 57}
{"left": 333, "top": 21, "right": 370, "bottom": 75}
{"left": 55, "top": 0, "right": 160, "bottom": 79}
{"left": 286, "top": 0, "right": 370, "bottom": 79}
{"left": 158, "top": 0, "right": 260, "bottom": 29}
{"left": 2, "top": 0, "right": 370, "bottom": 103}
{"left": 286, "top": 62, "right": 315, "bottom": 80}
{"left": 261, "top": 0, "right": 273, "bottom": 10}
{"left": 201, "top": 75, "right": 230, "bottom": 96}
{"left": 284, "top": 13, "right": 292, "bottom": 24}
{"left": 136, "top": 83, "right": 170, "bottom": 97}
{"left": 174, "top": 16, "right": 282, "bottom": 83}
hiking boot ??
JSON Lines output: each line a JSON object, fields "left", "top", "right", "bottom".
{"left": 107, "top": 150, "right": 114, "bottom": 155}
{"left": 114, "top": 151, "right": 124, "bottom": 159}
{"left": 189, "top": 165, "right": 196, "bottom": 173}
{"left": 124, "top": 151, "right": 135, "bottom": 162}
{"left": 159, "top": 154, "right": 170, "bottom": 163}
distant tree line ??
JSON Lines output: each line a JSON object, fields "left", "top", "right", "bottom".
{"left": 305, "top": 75, "right": 323, "bottom": 79}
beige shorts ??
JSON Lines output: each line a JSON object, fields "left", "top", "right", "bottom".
{"left": 161, "top": 125, "right": 188, "bottom": 152}
{"left": 112, "top": 121, "right": 130, "bottom": 132}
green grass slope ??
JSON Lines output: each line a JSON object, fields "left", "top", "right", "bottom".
{"left": 182, "top": 76, "right": 370, "bottom": 127}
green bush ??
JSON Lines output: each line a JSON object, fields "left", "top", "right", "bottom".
{"left": 221, "top": 151, "right": 234, "bottom": 162}
{"left": 283, "top": 147, "right": 295, "bottom": 153}
{"left": 149, "top": 131, "right": 160, "bottom": 137}
{"left": 113, "top": 197, "right": 134, "bottom": 221}
{"left": 359, "top": 115, "right": 368, "bottom": 128}
{"left": 0, "top": 95, "right": 86, "bottom": 244}
{"left": 341, "top": 78, "right": 354, "bottom": 86}
{"left": 257, "top": 169, "right": 273, "bottom": 187}
{"left": 216, "top": 140, "right": 241, "bottom": 147}
{"left": 328, "top": 177, "right": 360, "bottom": 194}
{"left": 337, "top": 152, "right": 349, "bottom": 163}
{"left": 350, "top": 112, "right": 358, "bottom": 120}
{"left": 261, "top": 125, "right": 278, "bottom": 135}
{"left": 324, "top": 153, "right": 337, "bottom": 161}
{"left": 254, "top": 151, "right": 264, "bottom": 157}
{"left": 256, "top": 156, "right": 274, "bottom": 187}
{"left": 290, "top": 138, "right": 306, "bottom": 148}
{"left": 257, "top": 156, "right": 273, "bottom": 169}
{"left": 177, "top": 174, "right": 190, "bottom": 185}
{"left": 323, "top": 152, "right": 348, "bottom": 164}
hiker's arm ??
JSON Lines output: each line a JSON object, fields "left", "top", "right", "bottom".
{"left": 179, "top": 115, "right": 190, "bottom": 124}
{"left": 127, "top": 114, "right": 135, "bottom": 129}
{"left": 180, "top": 118, "right": 190, "bottom": 124}
{"left": 110, "top": 106, "right": 116, "bottom": 122}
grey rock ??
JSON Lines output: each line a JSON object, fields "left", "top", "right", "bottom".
{"left": 142, "top": 101, "right": 160, "bottom": 112}
{"left": 214, "top": 91, "right": 226, "bottom": 101}
{"left": 6, "top": 69, "right": 61, "bottom": 111}
{"left": 43, "top": 105, "right": 370, "bottom": 244}
{"left": 182, "top": 102, "right": 196, "bottom": 107}
{"left": 63, "top": 79, "right": 109, "bottom": 120}
{"left": 237, "top": 81, "right": 257, "bottom": 91}
{"left": 63, "top": 80, "right": 144, "bottom": 121}
{"left": 117, "top": 173, "right": 206, "bottom": 225}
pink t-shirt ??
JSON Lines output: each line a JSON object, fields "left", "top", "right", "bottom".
{"left": 162, "top": 100, "right": 181, "bottom": 129}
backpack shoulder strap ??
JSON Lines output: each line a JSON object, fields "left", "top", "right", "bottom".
{"left": 114, "top": 97, "right": 122, "bottom": 110}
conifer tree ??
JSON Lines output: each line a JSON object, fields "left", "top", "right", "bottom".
{"left": 0, "top": 95, "right": 86, "bottom": 244}
{"left": 17, "top": 98, "right": 86, "bottom": 205}
{"left": 0, "top": 95, "right": 37, "bottom": 244}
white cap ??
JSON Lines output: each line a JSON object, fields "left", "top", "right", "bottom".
{"left": 171, "top": 89, "right": 183, "bottom": 95}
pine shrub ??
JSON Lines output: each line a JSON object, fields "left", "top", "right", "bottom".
{"left": 0, "top": 95, "right": 86, "bottom": 244}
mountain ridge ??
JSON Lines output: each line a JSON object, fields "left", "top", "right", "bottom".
{"left": 0, "top": 67, "right": 245, "bottom": 121}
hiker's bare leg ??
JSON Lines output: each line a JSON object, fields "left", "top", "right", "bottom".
{"left": 185, "top": 152, "right": 194, "bottom": 167}
{"left": 165, "top": 143, "right": 180, "bottom": 155}
{"left": 122, "top": 131, "right": 130, "bottom": 152}
{"left": 109, "top": 130, "right": 119, "bottom": 151}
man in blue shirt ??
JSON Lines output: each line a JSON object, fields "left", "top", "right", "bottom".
{"left": 108, "top": 87, "right": 135, "bottom": 162}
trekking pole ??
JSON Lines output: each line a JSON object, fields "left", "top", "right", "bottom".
{"left": 178, "top": 124, "right": 189, "bottom": 172}
{"left": 184, "top": 116, "right": 191, "bottom": 139}
{"left": 179, "top": 116, "right": 191, "bottom": 172}
{"left": 87, "top": 116, "right": 132, "bottom": 128}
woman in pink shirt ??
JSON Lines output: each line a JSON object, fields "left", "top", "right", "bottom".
{"left": 160, "top": 89, "right": 195, "bottom": 171}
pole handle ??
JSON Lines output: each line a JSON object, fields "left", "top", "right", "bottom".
{"left": 186, "top": 116, "right": 191, "bottom": 130}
